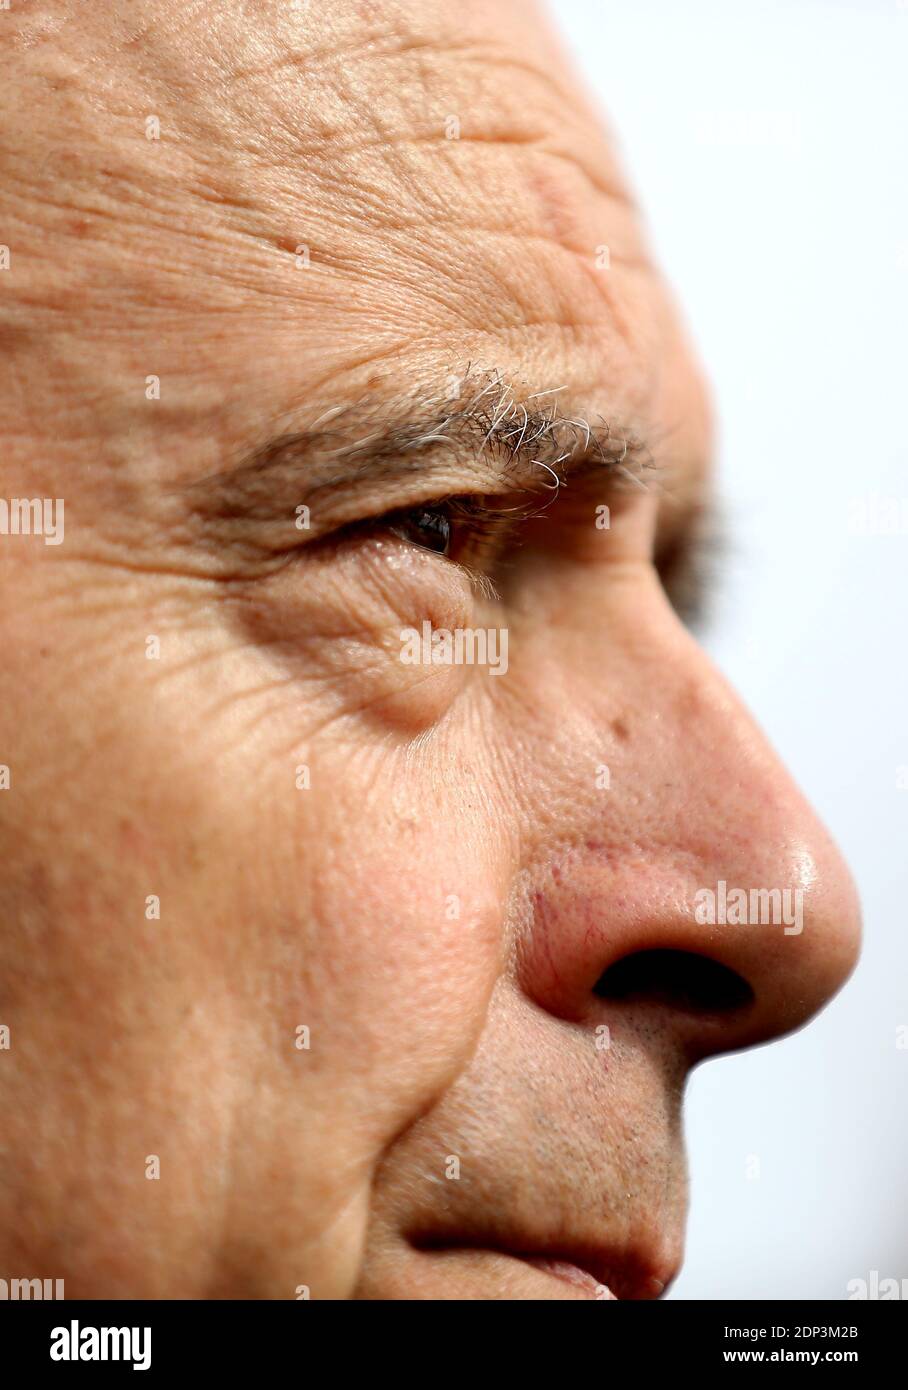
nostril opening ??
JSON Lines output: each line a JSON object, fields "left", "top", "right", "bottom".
{"left": 593, "top": 949, "right": 754, "bottom": 1015}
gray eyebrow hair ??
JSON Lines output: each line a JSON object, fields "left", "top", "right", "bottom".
{"left": 188, "top": 367, "right": 656, "bottom": 523}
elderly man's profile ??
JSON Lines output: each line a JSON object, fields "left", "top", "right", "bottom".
{"left": 0, "top": 0, "right": 861, "bottom": 1314}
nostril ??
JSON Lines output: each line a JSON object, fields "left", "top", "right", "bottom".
{"left": 593, "top": 949, "right": 754, "bottom": 1015}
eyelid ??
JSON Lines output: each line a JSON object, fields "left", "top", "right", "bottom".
{"left": 443, "top": 495, "right": 530, "bottom": 574}
{"left": 350, "top": 490, "right": 546, "bottom": 551}
{"left": 297, "top": 437, "right": 651, "bottom": 551}
{"left": 323, "top": 461, "right": 657, "bottom": 581}
{"left": 322, "top": 494, "right": 531, "bottom": 602}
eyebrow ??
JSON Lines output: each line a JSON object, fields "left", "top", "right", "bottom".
{"left": 186, "top": 368, "right": 658, "bottom": 532}
{"left": 184, "top": 366, "right": 716, "bottom": 623}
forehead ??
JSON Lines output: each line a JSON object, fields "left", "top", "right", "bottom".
{"left": 1, "top": 0, "right": 710, "bottom": 523}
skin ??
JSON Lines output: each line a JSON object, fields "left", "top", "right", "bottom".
{"left": 0, "top": 0, "right": 860, "bottom": 1300}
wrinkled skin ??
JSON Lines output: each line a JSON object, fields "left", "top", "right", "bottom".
{"left": 0, "top": 0, "right": 860, "bottom": 1299}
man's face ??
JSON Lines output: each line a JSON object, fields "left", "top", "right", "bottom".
{"left": 0, "top": 0, "right": 860, "bottom": 1299}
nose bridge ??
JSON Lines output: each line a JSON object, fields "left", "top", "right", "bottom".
{"left": 511, "top": 596, "right": 862, "bottom": 1058}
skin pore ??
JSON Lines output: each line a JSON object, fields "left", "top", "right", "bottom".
{"left": 0, "top": 0, "right": 860, "bottom": 1299}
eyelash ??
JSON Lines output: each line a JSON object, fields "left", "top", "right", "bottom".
{"left": 367, "top": 493, "right": 542, "bottom": 568}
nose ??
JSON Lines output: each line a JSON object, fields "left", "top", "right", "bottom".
{"left": 511, "top": 574, "right": 862, "bottom": 1064}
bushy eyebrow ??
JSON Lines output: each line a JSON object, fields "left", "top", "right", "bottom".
{"left": 186, "top": 367, "right": 658, "bottom": 526}
{"left": 183, "top": 365, "right": 716, "bottom": 625}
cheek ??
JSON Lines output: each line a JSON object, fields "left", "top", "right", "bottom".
{"left": 223, "top": 537, "right": 477, "bottom": 734}
{"left": 292, "top": 777, "right": 508, "bottom": 1148}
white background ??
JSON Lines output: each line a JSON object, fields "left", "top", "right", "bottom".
{"left": 551, "top": 0, "right": 908, "bottom": 1299}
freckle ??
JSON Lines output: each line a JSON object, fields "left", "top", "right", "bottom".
{"left": 611, "top": 717, "right": 630, "bottom": 742}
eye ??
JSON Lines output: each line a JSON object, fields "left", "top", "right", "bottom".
{"left": 388, "top": 504, "right": 453, "bottom": 556}
{"left": 358, "top": 492, "right": 536, "bottom": 573}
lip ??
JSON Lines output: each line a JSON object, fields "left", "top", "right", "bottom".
{"left": 515, "top": 1246, "right": 673, "bottom": 1301}
{"left": 521, "top": 1255, "right": 618, "bottom": 1298}
{"left": 413, "top": 1234, "right": 678, "bottom": 1301}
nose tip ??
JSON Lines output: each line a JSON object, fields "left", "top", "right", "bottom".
{"left": 516, "top": 822, "right": 861, "bottom": 1064}
{"left": 679, "top": 837, "right": 862, "bottom": 1059}
{"left": 720, "top": 834, "right": 862, "bottom": 1052}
